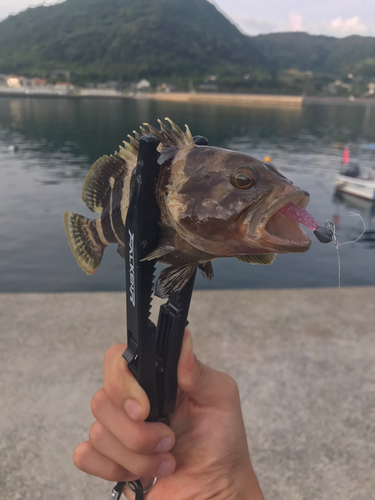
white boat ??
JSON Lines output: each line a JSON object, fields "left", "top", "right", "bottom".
{"left": 335, "top": 144, "right": 375, "bottom": 200}
{"left": 334, "top": 173, "right": 375, "bottom": 200}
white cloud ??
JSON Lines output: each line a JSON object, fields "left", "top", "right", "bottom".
{"left": 329, "top": 16, "right": 368, "bottom": 35}
{"left": 0, "top": 0, "right": 62, "bottom": 21}
{"left": 232, "top": 13, "right": 279, "bottom": 35}
{"left": 289, "top": 11, "right": 305, "bottom": 32}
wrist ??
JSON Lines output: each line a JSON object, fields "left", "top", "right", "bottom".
{"left": 225, "top": 464, "right": 264, "bottom": 500}
{"left": 207, "top": 463, "right": 263, "bottom": 500}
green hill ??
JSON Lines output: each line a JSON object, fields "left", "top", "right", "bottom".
{"left": 0, "top": 0, "right": 268, "bottom": 83}
{"left": 1, "top": 1, "right": 375, "bottom": 93}
{"left": 252, "top": 32, "right": 375, "bottom": 77}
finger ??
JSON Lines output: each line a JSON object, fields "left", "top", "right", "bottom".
{"left": 177, "top": 328, "right": 240, "bottom": 410}
{"left": 88, "top": 421, "right": 176, "bottom": 478}
{"left": 73, "top": 441, "right": 137, "bottom": 482}
{"left": 103, "top": 343, "right": 150, "bottom": 421}
{"left": 91, "top": 389, "right": 175, "bottom": 455}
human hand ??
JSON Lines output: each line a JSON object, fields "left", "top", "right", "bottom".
{"left": 73, "top": 329, "right": 264, "bottom": 500}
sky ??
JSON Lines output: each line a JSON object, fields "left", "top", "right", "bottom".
{"left": 0, "top": 0, "right": 374, "bottom": 38}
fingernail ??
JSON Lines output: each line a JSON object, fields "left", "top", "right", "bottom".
{"left": 157, "top": 460, "right": 174, "bottom": 477}
{"left": 124, "top": 399, "right": 142, "bottom": 421}
{"left": 155, "top": 437, "right": 173, "bottom": 453}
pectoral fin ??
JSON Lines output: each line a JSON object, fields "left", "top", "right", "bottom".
{"left": 141, "top": 225, "right": 175, "bottom": 261}
{"left": 236, "top": 254, "right": 276, "bottom": 265}
{"left": 155, "top": 263, "right": 198, "bottom": 298}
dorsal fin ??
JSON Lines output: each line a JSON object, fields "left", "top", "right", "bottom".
{"left": 82, "top": 119, "right": 194, "bottom": 213}
{"left": 236, "top": 254, "right": 276, "bottom": 265}
{"left": 143, "top": 118, "right": 195, "bottom": 147}
{"left": 82, "top": 154, "right": 128, "bottom": 213}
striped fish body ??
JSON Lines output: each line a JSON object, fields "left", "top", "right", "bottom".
{"left": 64, "top": 119, "right": 207, "bottom": 296}
{"left": 64, "top": 119, "right": 312, "bottom": 297}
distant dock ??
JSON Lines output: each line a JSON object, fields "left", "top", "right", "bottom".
{"left": 1, "top": 86, "right": 375, "bottom": 107}
{"left": 0, "top": 86, "right": 302, "bottom": 107}
{"left": 142, "top": 92, "right": 303, "bottom": 107}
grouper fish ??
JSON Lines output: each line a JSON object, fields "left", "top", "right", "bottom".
{"left": 64, "top": 118, "right": 315, "bottom": 298}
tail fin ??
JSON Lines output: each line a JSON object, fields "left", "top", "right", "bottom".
{"left": 64, "top": 212, "right": 105, "bottom": 275}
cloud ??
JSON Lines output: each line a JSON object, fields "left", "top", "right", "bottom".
{"left": 329, "top": 16, "right": 368, "bottom": 36}
{"left": 289, "top": 11, "right": 304, "bottom": 32}
{"left": 231, "top": 13, "right": 279, "bottom": 35}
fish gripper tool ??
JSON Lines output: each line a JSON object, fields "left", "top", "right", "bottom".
{"left": 111, "top": 134, "right": 204, "bottom": 499}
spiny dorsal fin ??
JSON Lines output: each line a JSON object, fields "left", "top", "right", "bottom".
{"left": 143, "top": 118, "right": 195, "bottom": 148}
{"left": 117, "top": 129, "right": 139, "bottom": 162}
{"left": 155, "top": 263, "right": 197, "bottom": 298}
{"left": 199, "top": 262, "right": 214, "bottom": 281}
{"left": 82, "top": 154, "right": 128, "bottom": 213}
{"left": 236, "top": 254, "right": 276, "bottom": 265}
{"left": 82, "top": 120, "right": 194, "bottom": 213}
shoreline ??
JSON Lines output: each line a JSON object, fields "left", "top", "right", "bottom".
{"left": 0, "top": 88, "right": 375, "bottom": 107}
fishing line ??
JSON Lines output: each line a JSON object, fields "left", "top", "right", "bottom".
{"left": 298, "top": 212, "right": 366, "bottom": 500}
{"left": 324, "top": 212, "right": 366, "bottom": 289}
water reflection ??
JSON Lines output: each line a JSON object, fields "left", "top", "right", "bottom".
{"left": 0, "top": 96, "right": 374, "bottom": 292}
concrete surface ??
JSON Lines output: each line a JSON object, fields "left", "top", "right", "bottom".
{"left": 1, "top": 288, "right": 375, "bottom": 500}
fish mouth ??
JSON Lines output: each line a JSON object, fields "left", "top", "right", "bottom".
{"left": 243, "top": 188, "right": 311, "bottom": 252}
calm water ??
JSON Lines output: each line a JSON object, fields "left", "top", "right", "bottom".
{"left": 1, "top": 97, "right": 375, "bottom": 293}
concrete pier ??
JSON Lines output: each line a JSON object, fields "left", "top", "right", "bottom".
{"left": 143, "top": 92, "right": 303, "bottom": 107}
{"left": 1, "top": 288, "right": 374, "bottom": 500}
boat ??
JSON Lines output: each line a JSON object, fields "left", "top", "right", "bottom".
{"left": 334, "top": 172, "right": 375, "bottom": 200}
{"left": 334, "top": 144, "right": 375, "bottom": 200}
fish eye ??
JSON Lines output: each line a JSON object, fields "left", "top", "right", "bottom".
{"left": 230, "top": 166, "right": 259, "bottom": 190}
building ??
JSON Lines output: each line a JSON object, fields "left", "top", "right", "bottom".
{"left": 135, "top": 79, "right": 151, "bottom": 90}
{"left": 7, "top": 76, "right": 22, "bottom": 88}
{"left": 31, "top": 78, "right": 47, "bottom": 86}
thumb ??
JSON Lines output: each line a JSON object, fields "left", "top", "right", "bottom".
{"left": 177, "top": 328, "right": 239, "bottom": 409}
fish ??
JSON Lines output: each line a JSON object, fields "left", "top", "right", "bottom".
{"left": 64, "top": 118, "right": 313, "bottom": 298}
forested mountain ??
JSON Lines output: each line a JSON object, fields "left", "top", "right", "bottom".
{"left": 0, "top": 0, "right": 375, "bottom": 92}
{"left": 0, "top": 0, "right": 268, "bottom": 83}
{"left": 252, "top": 32, "right": 375, "bottom": 77}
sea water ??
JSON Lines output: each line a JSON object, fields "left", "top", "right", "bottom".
{"left": 0, "top": 97, "right": 374, "bottom": 292}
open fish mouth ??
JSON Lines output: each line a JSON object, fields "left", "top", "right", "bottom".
{"left": 245, "top": 189, "right": 312, "bottom": 251}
